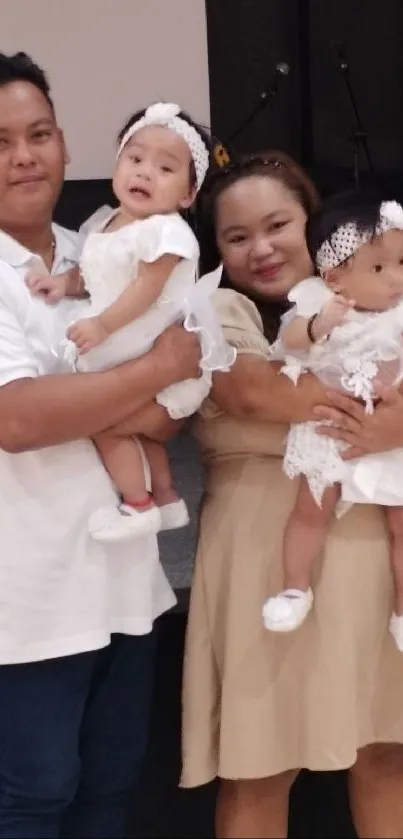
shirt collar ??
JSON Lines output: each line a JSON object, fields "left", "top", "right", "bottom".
{"left": 0, "top": 223, "right": 80, "bottom": 273}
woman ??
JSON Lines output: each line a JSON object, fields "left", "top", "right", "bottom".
{"left": 181, "top": 153, "right": 403, "bottom": 839}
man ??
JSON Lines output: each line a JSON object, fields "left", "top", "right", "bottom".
{"left": 0, "top": 52, "right": 200, "bottom": 838}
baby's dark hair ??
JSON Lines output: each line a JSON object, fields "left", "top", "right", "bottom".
{"left": 0, "top": 51, "right": 54, "bottom": 111}
{"left": 118, "top": 106, "right": 212, "bottom": 188}
{"left": 306, "top": 188, "right": 384, "bottom": 272}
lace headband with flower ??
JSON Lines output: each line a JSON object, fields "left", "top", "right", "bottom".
{"left": 316, "top": 200, "right": 403, "bottom": 276}
{"left": 117, "top": 102, "right": 210, "bottom": 191}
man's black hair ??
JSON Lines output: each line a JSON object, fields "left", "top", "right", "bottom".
{"left": 0, "top": 52, "right": 54, "bottom": 111}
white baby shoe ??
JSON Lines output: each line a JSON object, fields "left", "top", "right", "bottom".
{"left": 262, "top": 588, "right": 314, "bottom": 632}
{"left": 389, "top": 612, "right": 403, "bottom": 651}
{"left": 159, "top": 499, "right": 190, "bottom": 532}
{"left": 88, "top": 503, "right": 161, "bottom": 543}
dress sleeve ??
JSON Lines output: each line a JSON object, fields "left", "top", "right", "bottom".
{"left": 213, "top": 288, "right": 271, "bottom": 358}
{"left": 135, "top": 214, "right": 200, "bottom": 263}
{"left": 287, "top": 276, "right": 333, "bottom": 318}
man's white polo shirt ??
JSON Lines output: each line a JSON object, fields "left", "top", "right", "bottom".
{"left": 0, "top": 225, "right": 175, "bottom": 665}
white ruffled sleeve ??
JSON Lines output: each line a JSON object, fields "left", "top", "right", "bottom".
{"left": 270, "top": 278, "right": 333, "bottom": 383}
{"left": 134, "top": 213, "right": 199, "bottom": 263}
{"left": 287, "top": 276, "right": 332, "bottom": 317}
{"left": 270, "top": 278, "right": 329, "bottom": 359}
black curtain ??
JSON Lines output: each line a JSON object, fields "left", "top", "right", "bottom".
{"left": 205, "top": 0, "right": 403, "bottom": 195}
{"left": 206, "top": 0, "right": 300, "bottom": 157}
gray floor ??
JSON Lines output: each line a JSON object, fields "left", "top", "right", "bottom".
{"left": 158, "top": 429, "right": 204, "bottom": 592}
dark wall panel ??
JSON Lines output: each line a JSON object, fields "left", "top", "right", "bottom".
{"left": 206, "top": 0, "right": 403, "bottom": 191}
{"left": 206, "top": 0, "right": 301, "bottom": 156}
{"left": 309, "top": 0, "right": 403, "bottom": 175}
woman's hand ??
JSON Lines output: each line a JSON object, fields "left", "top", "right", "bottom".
{"left": 313, "top": 383, "right": 403, "bottom": 459}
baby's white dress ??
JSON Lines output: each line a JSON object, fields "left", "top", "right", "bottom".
{"left": 273, "top": 277, "right": 403, "bottom": 507}
{"left": 68, "top": 210, "right": 235, "bottom": 418}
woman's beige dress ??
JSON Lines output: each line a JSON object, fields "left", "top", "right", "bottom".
{"left": 181, "top": 288, "right": 403, "bottom": 788}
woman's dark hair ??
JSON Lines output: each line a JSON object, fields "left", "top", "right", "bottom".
{"left": 117, "top": 106, "right": 212, "bottom": 189}
{"left": 306, "top": 188, "right": 384, "bottom": 272}
{"left": 198, "top": 150, "right": 321, "bottom": 341}
{"left": 0, "top": 52, "right": 54, "bottom": 111}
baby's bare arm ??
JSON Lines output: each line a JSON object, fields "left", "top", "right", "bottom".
{"left": 98, "top": 254, "right": 179, "bottom": 336}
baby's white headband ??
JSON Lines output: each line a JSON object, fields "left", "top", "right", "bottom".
{"left": 116, "top": 102, "right": 210, "bottom": 191}
{"left": 316, "top": 200, "right": 403, "bottom": 275}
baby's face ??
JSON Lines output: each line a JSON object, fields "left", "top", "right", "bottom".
{"left": 327, "top": 230, "right": 403, "bottom": 310}
{"left": 113, "top": 124, "right": 196, "bottom": 220}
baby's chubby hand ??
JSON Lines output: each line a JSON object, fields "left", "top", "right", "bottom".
{"left": 314, "top": 294, "right": 354, "bottom": 338}
{"left": 66, "top": 317, "right": 109, "bottom": 354}
{"left": 26, "top": 270, "right": 68, "bottom": 304}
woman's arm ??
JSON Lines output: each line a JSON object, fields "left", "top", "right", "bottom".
{"left": 215, "top": 355, "right": 403, "bottom": 456}
{"left": 98, "top": 255, "right": 179, "bottom": 335}
{"left": 212, "top": 354, "right": 327, "bottom": 424}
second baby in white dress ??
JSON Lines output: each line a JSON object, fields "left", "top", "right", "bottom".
{"left": 261, "top": 192, "right": 403, "bottom": 650}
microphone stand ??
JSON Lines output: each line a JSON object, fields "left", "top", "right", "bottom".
{"left": 226, "top": 67, "right": 289, "bottom": 146}
{"left": 332, "top": 42, "right": 376, "bottom": 188}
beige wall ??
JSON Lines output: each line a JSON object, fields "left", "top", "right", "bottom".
{"left": 2, "top": 0, "right": 210, "bottom": 180}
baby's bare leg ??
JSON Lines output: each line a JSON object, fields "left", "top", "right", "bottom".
{"left": 93, "top": 431, "right": 150, "bottom": 507}
{"left": 283, "top": 479, "right": 340, "bottom": 591}
{"left": 141, "top": 438, "right": 179, "bottom": 506}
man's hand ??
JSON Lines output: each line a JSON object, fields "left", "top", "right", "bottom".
{"left": 154, "top": 325, "right": 201, "bottom": 384}
{"left": 67, "top": 317, "right": 109, "bottom": 354}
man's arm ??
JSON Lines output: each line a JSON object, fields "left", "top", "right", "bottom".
{"left": 110, "top": 402, "right": 186, "bottom": 442}
{"left": 0, "top": 325, "right": 199, "bottom": 453}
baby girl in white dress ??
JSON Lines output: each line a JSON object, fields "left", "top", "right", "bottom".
{"left": 262, "top": 191, "right": 403, "bottom": 650}
{"left": 28, "top": 103, "right": 235, "bottom": 543}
